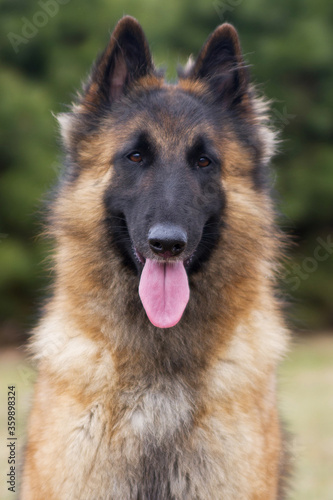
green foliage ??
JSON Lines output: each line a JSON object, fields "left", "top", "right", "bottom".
{"left": 0, "top": 0, "right": 332, "bottom": 339}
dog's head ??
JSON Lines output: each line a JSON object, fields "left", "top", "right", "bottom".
{"left": 55, "top": 17, "right": 276, "bottom": 329}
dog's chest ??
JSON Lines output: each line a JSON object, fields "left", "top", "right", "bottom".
{"left": 122, "top": 383, "right": 194, "bottom": 443}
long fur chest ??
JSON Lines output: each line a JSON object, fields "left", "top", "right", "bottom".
{"left": 74, "top": 384, "right": 220, "bottom": 500}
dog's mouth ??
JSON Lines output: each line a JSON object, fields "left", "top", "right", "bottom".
{"left": 107, "top": 212, "right": 220, "bottom": 329}
{"left": 132, "top": 246, "right": 193, "bottom": 329}
{"left": 132, "top": 247, "right": 195, "bottom": 269}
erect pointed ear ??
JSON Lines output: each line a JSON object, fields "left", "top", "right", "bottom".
{"left": 188, "top": 23, "right": 249, "bottom": 108}
{"left": 83, "top": 16, "right": 154, "bottom": 108}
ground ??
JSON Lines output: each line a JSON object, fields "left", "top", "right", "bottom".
{"left": 0, "top": 334, "right": 332, "bottom": 499}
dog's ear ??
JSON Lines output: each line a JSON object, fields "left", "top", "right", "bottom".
{"left": 83, "top": 16, "right": 153, "bottom": 107}
{"left": 188, "top": 24, "right": 249, "bottom": 108}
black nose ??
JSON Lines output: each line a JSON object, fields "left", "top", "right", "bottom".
{"left": 148, "top": 224, "right": 187, "bottom": 257}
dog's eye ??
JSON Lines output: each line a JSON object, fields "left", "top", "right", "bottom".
{"left": 127, "top": 152, "right": 143, "bottom": 163}
{"left": 197, "top": 156, "right": 211, "bottom": 168}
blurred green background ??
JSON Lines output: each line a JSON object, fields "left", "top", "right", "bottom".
{"left": 0, "top": 0, "right": 333, "bottom": 344}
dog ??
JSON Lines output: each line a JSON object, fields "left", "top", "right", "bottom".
{"left": 21, "top": 16, "right": 289, "bottom": 499}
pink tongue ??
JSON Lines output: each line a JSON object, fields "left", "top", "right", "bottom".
{"left": 139, "top": 259, "right": 190, "bottom": 328}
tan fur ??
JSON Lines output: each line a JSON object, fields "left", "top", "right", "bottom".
{"left": 22, "top": 19, "right": 289, "bottom": 500}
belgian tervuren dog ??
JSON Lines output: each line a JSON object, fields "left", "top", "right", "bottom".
{"left": 22, "top": 16, "right": 289, "bottom": 499}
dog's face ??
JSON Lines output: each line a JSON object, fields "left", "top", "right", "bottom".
{"left": 104, "top": 88, "right": 225, "bottom": 275}
{"left": 57, "top": 17, "right": 270, "bottom": 329}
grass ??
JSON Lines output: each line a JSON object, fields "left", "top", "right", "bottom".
{"left": 0, "top": 335, "right": 332, "bottom": 499}
{"left": 279, "top": 335, "right": 333, "bottom": 499}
